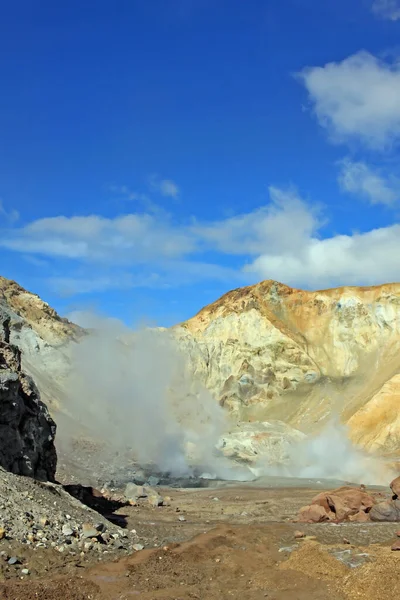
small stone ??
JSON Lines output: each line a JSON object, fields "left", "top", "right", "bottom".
{"left": 390, "top": 476, "right": 400, "bottom": 499}
{"left": 39, "top": 517, "right": 49, "bottom": 527}
{"left": 213, "top": 497, "right": 219, "bottom": 502}
{"left": 148, "top": 493, "right": 164, "bottom": 507}
{"left": 125, "top": 483, "right": 147, "bottom": 502}
{"left": 133, "top": 543, "right": 144, "bottom": 551}
{"left": 95, "top": 523, "right": 105, "bottom": 533}
{"left": 178, "top": 516, "right": 186, "bottom": 522}
{"left": 84, "top": 542, "right": 93, "bottom": 551}
{"left": 8, "top": 557, "right": 19, "bottom": 565}
{"left": 397, "top": 531, "right": 400, "bottom": 537}
{"left": 62, "top": 525, "right": 74, "bottom": 536}
{"left": 391, "top": 540, "right": 400, "bottom": 551}
{"left": 101, "top": 532, "right": 111, "bottom": 543}
{"left": 81, "top": 524, "right": 99, "bottom": 539}
{"left": 21, "top": 569, "right": 29, "bottom": 576}
{"left": 343, "top": 538, "right": 351, "bottom": 545}
{"left": 294, "top": 531, "right": 305, "bottom": 539}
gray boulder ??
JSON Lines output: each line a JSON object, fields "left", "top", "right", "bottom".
{"left": 0, "top": 304, "right": 57, "bottom": 481}
{"left": 369, "top": 500, "right": 400, "bottom": 522}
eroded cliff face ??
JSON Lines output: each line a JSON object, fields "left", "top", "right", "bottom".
{"left": 0, "top": 304, "right": 57, "bottom": 480}
{"left": 0, "top": 277, "right": 82, "bottom": 412}
{"left": 172, "top": 280, "right": 400, "bottom": 455}
{"left": 2, "top": 275, "right": 400, "bottom": 463}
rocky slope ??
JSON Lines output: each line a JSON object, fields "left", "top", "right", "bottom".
{"left": 0, "top": 277, "right": 81, "bottom": 413}
{"left": 2, "top": 275, "right": 400, "bottom": 472}
{"left": 172, "top": 280, "right": 400, "bottom": 456}
{"left": 0, "top": 303, "right": 57, "bottom": 481}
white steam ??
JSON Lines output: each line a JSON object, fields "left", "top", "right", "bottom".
{"left": 253, "top": 420, "right": 395, "bottom": 486}
{"left": 59, "top": 313, "right": 248, "bottom": 479}
{"left": 57, "top": 313, "right": 394, "bottom": 487}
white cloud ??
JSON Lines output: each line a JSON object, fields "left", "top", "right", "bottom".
{"left": 372, "top": 0, "right": 400, "bottom": 20}
{"left": 149, "top": 176, "right": 180, "bottom": 198}
{"left": 3, "top": 187, "right": 400, "bottom": 293}
{"left": 1, "top": 214, "right": 195, "bottom": 263}
{"left": 338, "top": 158, "right": 400, "bottom": 204}
{"left": 193, "top": 187, "right": 322, "bottom": 256}
{"left": 298, "top": 51, "right": 400, "bottom": 149}
{"left": 0, "top": 199, "right": 19, "bottom": 224}
{"left": 109, "top": 185, "right": 150, "bottom": 204}
{"left": 245, "top": 224, "right": 400, "bottom": 289}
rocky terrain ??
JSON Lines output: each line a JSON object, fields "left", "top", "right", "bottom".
{"left": 1, "top": 275, "right": 400, "bottom": 598}
{"left": 2, "top": 275, "right": 400, "bottom": 477}
{"left": 173, "top": 280, "right": 400, "bottom": 458}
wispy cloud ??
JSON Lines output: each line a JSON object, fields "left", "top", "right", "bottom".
{"left": 0, "top": 199, "right": 19, "bottom": 224}
{"left": 149, "top": 175, "right": 180, "bottom": 199}
{"left": 338, "top": 158, "right": 400, "bottom": 205}
{"left": 298, "top": 51, "right": 400, "bottom": 150}
{"left": 3, "top": 187, "right": 400, "bottom": 293}
{"left": 371, "top": 0, "right": 400, "bottom": 20}
{"left": 0, "top": 213, "right": 196, "bottom": 263}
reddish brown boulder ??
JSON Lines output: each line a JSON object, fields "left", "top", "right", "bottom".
{"left": 298, "top": 504, "right": 331, "bottom": 523}
{"left": 391, "top": 539, "right": 400, "bottom": 551}
{"left": 311, "top": 486, "right": 374, "bottom": 521}
{"left": 348, "top": 510, "right": 370, "bottom": 523}
{"left": 297, "top": 486, "right": 375, "bottom": 523}
{"left": 390, "top": 476, "right": 400, "bottom": 499}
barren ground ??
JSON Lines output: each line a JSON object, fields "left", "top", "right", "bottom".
{"left": 0, "top": 481, "right": 399, "bottom": 599}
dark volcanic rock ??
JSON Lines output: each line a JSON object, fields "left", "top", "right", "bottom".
{"left": 0, "top": 304, "right": 57, "bottom": 481}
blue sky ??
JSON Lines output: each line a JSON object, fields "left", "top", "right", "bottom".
{"left": 2, "top": 0, "right": 400, "bottom": 326}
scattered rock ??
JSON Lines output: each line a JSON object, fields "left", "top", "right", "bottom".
{"left": 81, "top": 524, "right": 100, "bottom": 539}
{"left": 298, "top": 504, "right": 330, "bottom": 523}
{"left": 370, "top": 500, "right": 400, "bottom": 522}
{"left": 133, "top": 543, "right": 144, "bottom": 551}
{"left": 148, "top": 492, "right": 164, "bottom": 507}
{"left": 124, "top": 483, "right": 147, "bottom": 502}
{"left": 62, "top": 524, "right": 74, "bottom": 536}
{"left": 8, "top": 556, "right": 20, "bottom": 565}
{"left": 390, "top": 476, "right": 400, "bottom": 499}
{"left": 348, "top": 511, "right": 370, "bottom": 523}
{"left": 294, "top": 531, "right": 305, "bottom": 539}
{"left": 178, "top": 516, "right": 186, "bottom": 522}
{"left": 391, "top": 540, "right": 400, "bottom": 551}
{"left": 21, "top": 568, "right": 29, "bottom": 575}
{"left": 298, "top": 486, "right": 375, "bottom": 523}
